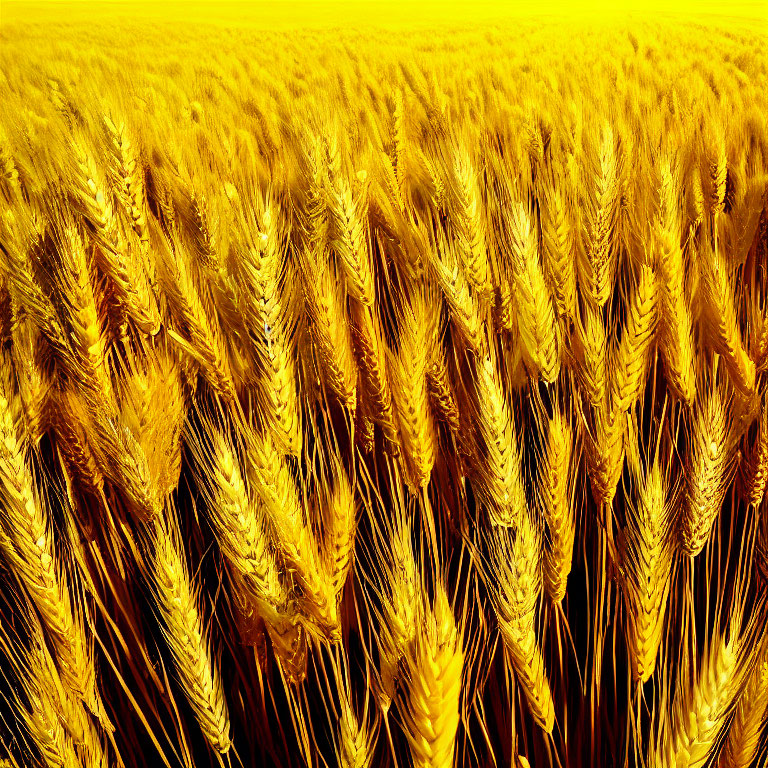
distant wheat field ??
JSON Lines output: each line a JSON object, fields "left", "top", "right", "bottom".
{"left": 0, "top": 5, "right": 767, "bottom": 768}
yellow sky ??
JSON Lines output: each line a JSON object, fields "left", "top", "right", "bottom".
{"left": 2, "top": 0, "right": 766, "bottom": 27}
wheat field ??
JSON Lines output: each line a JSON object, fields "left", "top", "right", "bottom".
{"left": 0, "top": 3, "right": 767, "bottom": 767}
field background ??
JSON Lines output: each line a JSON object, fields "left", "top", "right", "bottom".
{"left": 1, "top": 3, "right": 767, "bottom": 768}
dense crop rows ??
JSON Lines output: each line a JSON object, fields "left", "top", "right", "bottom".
{"left": 1, "top": 11, "right": 767, "bottom": 768}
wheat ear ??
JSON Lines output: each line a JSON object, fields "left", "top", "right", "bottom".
{"left": 48, "top": 221, "right": 113, "bottom": 407}
{"left": 147, "top": 508, "right": 231, "bottom": 753}
{"left": 450, "top": 145, "right": 490, "bottom": 295}
{"left": 10, "top": 321, "right": 50, "bottom": 446}
{"left": 304, "top": 246, "right": 358, "bottom": 410}
{"left": 246, "top": 427, "right": 338, "bottom": 640}
{"left": 103, "top": 115, "right": 148, "bottom": 247}
{"left": 70, "top": 135, "right": 160, "bottom": 336}
{"left": 608, "top": 262, "right": 658, "bottom": 417}
{"left": 401, "top": 584, "right": 464, "bottom": 768}
{"left": 13, "top": 630, "right": 88, "bottom": 768}
{"left": 745, "top": 391, "right": 768, "bottom": 508}
{"left": 577, "top": 300, "right": 607, "bottom": 410}
{"left": 378, "top": 509, "right": 419, "bottom": 709}
{"left": 430, "top": 228, "right": 484, "bottom": 355}
{"left": 681, "top": 376, "right": 732, "bottom": 556}
{"left": 0, "top": 363, "right": 97, "bottom": 709}
{"left": 657, "top": 154, "right": 697, "bottom": 404}
{"left": 158, "top": 229, "right": 236, "bottom": 402}
{"left": 474, "top": 351, "right": 526, "bottom": 528}
{"left": 654, "top": 621, "right": 741, "bottom": 768}
{"left": 487, "top": 512, "right": 555, "bottom": 733}
{"left": 335, "top": 683, "right": 375, "bottom": 768}
{"left": 580, "top": 122, "right": 620, "bottom": 309}
{"left": 540, "top": 407, "right": 575, "bottom": 603}
{"left": 53, "top": 388, "right": 105, "bottom": 498}
{"left": 717, "top": 635, "right": 768, "bottom": 768}
{"left": 622, "top": 456, "right": 673, "bottom": 683}
{"left": 541, "top": 169, "right": 578, "bottom": 324}
{"left": 322, "top": 458, "right": 357, "bottom": 602}
{"left": 187, "top": 415, "right": 286, "bottom": 614}
{"left": 330, "top": 173, "right": 375, "bottom": 307}
{"left": 424, "top": 301, "right": 461, "bottom": 436}
{"left": 701, "top": 244, "right": 755, "bottom": 396}
{"left": 509, "top": 203, "right": 561, "bottom": 383}
{"left": 238, "top": 194, "right": 303, "bottom": 455}
{"left": 389, "top": 291, "right": 437, "bottom": 490}
{"left": 350, "top": 300, "right": 400, "bottom": 454}
{"left": 588, "top": 405, "right": 626, "bottom": 507}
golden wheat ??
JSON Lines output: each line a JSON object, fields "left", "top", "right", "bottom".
{"left": 0, "top": 8, "right": 766, "bottom": 768}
